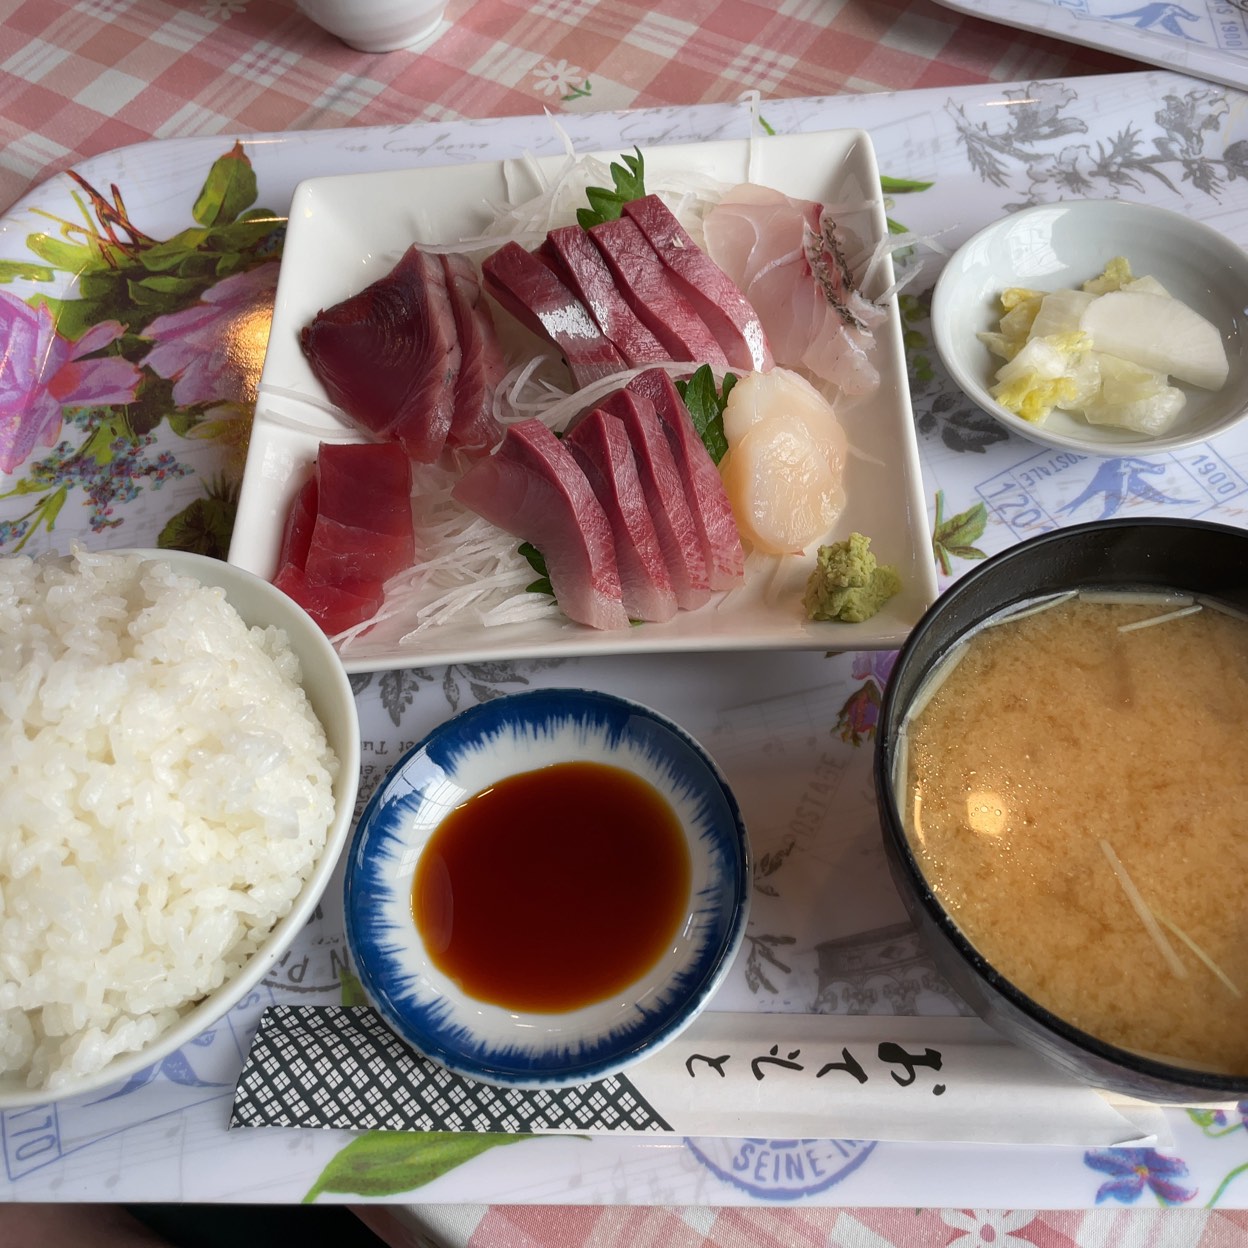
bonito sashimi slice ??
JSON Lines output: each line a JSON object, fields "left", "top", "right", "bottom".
{"left": 566, "top": 409, "right": 679, "bottom": 623}
{"left": 451, "top": 419, "right": 629, "bottom": 631}
{"left": 299, "top": 244, "right": 460, "bottom": 462}
{"left": 440, "top": 253, "right": 506, "bottom": 458}
{"left": 703, "top": 183, "right": 885, "bottom": 397}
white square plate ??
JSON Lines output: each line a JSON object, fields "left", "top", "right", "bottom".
{"left": 228, "top": 131, "right": 937, "bottom": 673}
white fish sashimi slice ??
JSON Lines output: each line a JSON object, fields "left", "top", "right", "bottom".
{"left": 703, "top": 183, "right": 881, "bottom": 396}
{"left": 802, "top": 302, "right": 879, "bottom": 397}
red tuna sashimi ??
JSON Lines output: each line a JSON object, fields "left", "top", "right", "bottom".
{"left": 481, "top": 242, "right": 628, "bottom": 388}
{"left": 622, "top": 195, "right": 772, "bottom": 373}
{"left": 588, "top": 217, "right": 728, "bottom": 367}
{"left": 276, "top": 474, "right": 318, "bottom": 575}
{"left": 626, "top": 368, "right": 745, "bottom": 592}
{"left": 702, "top": 184, "right": 884, "bottom": 396}
{"left": 594, "top": 390, "right": 711, "bottom": 610}
{"left": 315, "top": 441, "right": 414, "bottom": 543}
{"left": 303, "top": 442, "right": 415, "bottom": 585}
{"left": 538, "top": 226, "right": 672, "bottom": 368}
{"left": 440, "top": 253, "right": 506, "bottom": 458}
{"left": 565, "top": 409, "right": 678, "bottom": 623}
{"left": 451, "top": 419, "right": 629, "bottom": 631}
{"left": 272, "top": 442, "right": 414, "bottom": 636}
{"left": 299, "top": 244, "right": 460, "bottom": 461}
{"left": 273, "top": 565, "right": 385, "bottom": 636}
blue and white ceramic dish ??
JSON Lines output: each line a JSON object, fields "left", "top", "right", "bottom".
{"left": 343, "top": 687, "right": 751, "bottom": 1088}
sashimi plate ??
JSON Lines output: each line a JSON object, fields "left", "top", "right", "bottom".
{"left": 229, "top": 131, "right": 937, "bottom": 674}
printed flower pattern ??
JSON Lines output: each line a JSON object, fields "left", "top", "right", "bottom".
{"left": 0, "top": 144, "right": 282, "bottom": 556}
{"left": 532, "top": 58, "right": 585, "bottom": 97}
{"left": 941, "top": 1209, "right": 1039, "bottom": 1246}
{"left": 0, "top": 292, "right": 141, "bottom": 474}
{"left": 1084, "top": 1147, "right": 1197, "bottom": 1205}
{"left": 141, "top": 262, "right": 279, "bottom": 408}
{"left": 834, "top": 651, "right": 897, "bottom": 746}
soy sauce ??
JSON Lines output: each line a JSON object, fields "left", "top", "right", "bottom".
{"left": 411, "top": 760, "right": 692, "bottom": 1012}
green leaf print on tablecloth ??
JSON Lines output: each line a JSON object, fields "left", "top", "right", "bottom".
{"left": 931, "top": 490, "right": 988, "bottom": 577}
{"left": 304, "top": 1131, "right": 540, "bottom": 1202}
{"left": 0, "top": 142, "right": 283, "bottom": 556}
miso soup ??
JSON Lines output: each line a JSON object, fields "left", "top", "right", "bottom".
{"left": 899, "top": 590, "right": 1248, "bottom": 1074}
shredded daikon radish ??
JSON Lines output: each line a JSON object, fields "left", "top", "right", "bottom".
{"left": 861, "top": 229, "right": 951, "bottom": 303}
{"left": 738, "top": 89, "right": 765, "bottom": 185}
{"left": 1117, "top": 604, "right": 1203, "bottom": 633}
{"left": 1099, "top": 839, "right": 1188, "bottom": 981}
{"left": 1155, "top": 914, "right": 1242, "bottom": 998}
{"left": 476, "top": 593, "right": 564, "bottom": 628}
{"left": 493, "top": 354, "right": 565, "bottom": 422}
{"left": 255, "top": 383, "right": 362, "bottom": 434}
{"left": 252, "top": 410, "right": 360, "bottom": 440}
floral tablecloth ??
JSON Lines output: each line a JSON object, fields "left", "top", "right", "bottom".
{"left": 3, "top": 2, "right": 1246, "bottom": 1246}
{"left": 0, "top": 0, "right": 1139, "bottom": 216}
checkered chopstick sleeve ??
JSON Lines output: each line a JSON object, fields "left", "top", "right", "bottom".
{"left": 230, "top": 1006, "right": 673, "bottom": 1133}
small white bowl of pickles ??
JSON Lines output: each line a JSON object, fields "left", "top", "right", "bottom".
{"left": 931, "top": 199, "right": 1248, "bottom": 455}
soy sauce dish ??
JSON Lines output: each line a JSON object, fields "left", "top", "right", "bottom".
{"left": 344, "top": 688, "right": 750, "bottom": 1088}
{"left": 875, "top": 519, "right": 1248, "bottom": 1102}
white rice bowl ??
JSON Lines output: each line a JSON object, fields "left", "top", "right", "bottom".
{"left": 0, "top": 547, "right": 359, "bottom": 1105}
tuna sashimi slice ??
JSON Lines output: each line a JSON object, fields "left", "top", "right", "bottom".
{"left": 481, "top": 242, "right": 628, "bottom": 388}
{"left": 622, "top": 195, "right": 772, "bottom": 373}
{"left": 303, "top": 515, "right": 414, "bottom": 585}
{"left": 273, "top": 565, "right": 385, "bottom": 636}
{"left": 303, "top": 444, "right": 414, "bottom": 585}
{"left": 626, "top": 369, "right": 745, "bottom": 592}
{"left": 451, "top": 419, "right": 629, "bottom": 631}
{"left": 440, "top": 253, "right": 505, "bottom": 458}
{"left": 273, "top": 442, "right": 415, "bottom": 636}
{"left": 595, "top": 390, "right": 711, "bottom": 610}
{"left": 315, "top": 441, "right": 414, "bottom": 541}
{"left": 276, "top": 475, "right": 318, "bottom": 575}
{"left": 588, "top": 217, "right": 728, "bottom": 367}
{"left": 300, "top": 244, "right": 460, "bottom": 462}
{"left": 538, "top": 227, "right": 672, "bottom": 368}
{"left": 566, "top": 409, "right": 678, "bottom": 623}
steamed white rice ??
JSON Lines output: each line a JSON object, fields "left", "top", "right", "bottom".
{"left": 0, "top": 548, "right": 339, "bottom": 1089}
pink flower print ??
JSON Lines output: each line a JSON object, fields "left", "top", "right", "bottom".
{"left": 141, "top": 262, "right": 279, "bottom": 408}
{"left": 851, "top": 649, "right": 898, "bottom": 688}
{"left": 0, "top": 290, "right": 141, "bottom": 474}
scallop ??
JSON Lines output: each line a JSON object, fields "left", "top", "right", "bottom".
{"left": 719, "top": 369, "right": 846, "bottom": 555}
